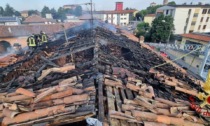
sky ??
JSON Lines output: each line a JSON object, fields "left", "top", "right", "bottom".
{"left": 0, "top": 0, "right": 205, "bottom": 11}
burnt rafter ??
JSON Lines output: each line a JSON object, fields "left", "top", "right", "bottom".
{"left": 0, "top": 23, "right": 207, "bottom": 126}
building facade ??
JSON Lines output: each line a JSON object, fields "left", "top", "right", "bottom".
{"left": 20, "top": 11, "right": 29, "bottom": 18}
{"left": 93, "top": 2, "right": 136, "bottom": 26}
{"left": 0, "top": 17, "right": 21, "bottom": 26}
{"left": 156, "top": 5, "right": 210, "bottom": 34}
{"left": 144, "top": 14, "right": 156, "bottom": 26}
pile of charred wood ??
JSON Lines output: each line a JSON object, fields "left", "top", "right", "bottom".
{"left": 0, "top": 22, "right": 208, "bottom": 125}
{"left": 0, "top": 64, "right": 96, "bottom": 126}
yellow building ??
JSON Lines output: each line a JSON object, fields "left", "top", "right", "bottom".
{"left": 20, "top": 11, "right": 29, "bottom": 18}
{"left": 144, "top": 14, "right": 156, "bottom": 26}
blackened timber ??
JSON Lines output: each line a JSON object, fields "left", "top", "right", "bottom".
{"left": 40, "top": 56, "right": 58, "bottom": 67}
{"left": 50, "top": 45, "right": 95, "bottom": 61}
{"left": 97, "top": 73, "right": 105, "bottom": 122}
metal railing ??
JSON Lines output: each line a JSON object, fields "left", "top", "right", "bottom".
{"left": 145, "top": 42, "right": 205, "bottom": 55}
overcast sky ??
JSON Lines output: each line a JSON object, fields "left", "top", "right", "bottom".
{"left": 0, "top": 0, "right": 204, "bottom": 11}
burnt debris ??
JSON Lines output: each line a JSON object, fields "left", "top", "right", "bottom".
{"left": 0, "top": 22, "right": 207, "bottom": 126}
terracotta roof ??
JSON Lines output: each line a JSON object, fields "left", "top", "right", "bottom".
{"left": 181, "top": 33, "right": 210, "bottom": 42}
{"left": 94, "top": 10, "right": 136, "bottom": 14}
{"left": 23, "top": 15, "right": 48, "bottom": 23}
{"left": 145, "top": 14, "right": 156, "bottom": 17}
{"left": 0, "top": 22, "right": 82, "bottom": 38}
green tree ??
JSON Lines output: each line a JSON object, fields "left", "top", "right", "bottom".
{"left": 41, "top": 6, "right": 51, "bottom": 17}
{"left": 167, "top": 1, "right": 176, "bottom": 5}
{"left": 14, "top": 11, "right": 21, "bottom": 16}
{"left": 135, "top": 22, "right": 150, "bottom": 38}
{"left": 0, "top": 6, "right": 4, "bottom": 16}
{"left": 57, "top": 7, "right": 66, "bottom": 21}
{"left": 74, "top": 6, "right": 82, "bottom": 16}
{"left": 146, "top": 5, "right": 162, "bottom": 14}
{"left": 149, "top": 14, "right": 174, "bottom": 43}
{"left": 50, "top": 8, "right": 58, "bottom": 19}
{"left": 28, "top": 10, "right": 39, "bottom": 16}
{"left": 139, "top": 10, "right": 148, "bottom": 20}
{"left": 4, "top": 4, "right": 15, "bottom": 16}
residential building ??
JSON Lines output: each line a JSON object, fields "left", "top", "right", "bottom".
{"left": 46, "top": 14, "right": 53, "bottom": 19}
{"left": 63, "top": 4, "right": 78, "bottom": 10}
{"left": 144, "top": 14, "right": 156, "bottom": 26}
{"left": 20, "top": 10, "right": 29, "bottom": 18}
{"left": 0, "top": 22, "right": 81, "bottom": 50}
{"left": 163, "top": 0, "right": 168, "bottom": 5}
{"left": 93, "top": 2, "right": 136, "bottom": 26}
{"left": 0, "top": 17, "right": 21, "bottom": 26}
{"left": 23, "top": 15, "right": 57, "bottom": 25}
{"left": 156, "top": 5, "right": 210, "bottom": 34}
{"left": 64, "top": 14, "right": 84, "bottom": 23}
{"left": 178, "top": 32, "right": 210, "bottom": 53}
{"left": 150, "top": 2, "right": 157, "bottom": 7}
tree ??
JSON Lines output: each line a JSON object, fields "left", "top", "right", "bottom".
{"left": 135, "top": 12, "right": 141, "bottom": 21}
{"left": 28, "top": 10, "right": 39, "bottom": 16}
{"left": 146, "top": 5, "right": 162, "bottom": 14}
{"left": 41, "top": 6, "right": 51, "bottom": 17}
{"left": 0, "top": 6, "right": 4, "bottom": 16}
{"left": 135, "top": 22, "right": 150, "bottom": 38}
{"left": 50, "top": 8, "right": 58, "bottom": 19}
{"left": 57, "top": 7, "right": 66, "bottom": 21}
{"left": 168, "top": 1, "right": 176, "bottom": 5}
{"left": 14, "top": 11, "right": 21, "bottom": 16}
{"left": 74, "top": 6, "right": 82, "bottom": 16}
{"left": 149, "top": 14, "right": 174, "bottom": 43}
{"left": 138, "top": 10, "right": 148, "bottom": 20}
{"left": 4, "top": 4, "right": 15, "bottom": 16}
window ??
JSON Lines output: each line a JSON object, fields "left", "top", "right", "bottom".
{"left": 206, "top": 17, "right": 209, "bottom": 22}
{"left": 191, "top": 21, "right": 196, "bottom": 25}
{"left": 188, "top": 9, "right": 191, "bottom": 15}
{"left": 193, "top": 13, "right": 198, "bottom": 17}
{"left": 186, "top": 18, "right": 189, "bottom": 23}
{"left": 189, "top": 30, "right": 194, "bottom": 33}
{"left": 184, "top": 26, "right": 187, "bottom": 33}
{"left": 124, "top": 18, "right": 126, "bottom": 20}
{"left": 198, "top": 25, "right": 201, "bottom": 30}
{"left": 202, "top": 9, "right": 207, "bottom": 14}
{"left": 203, "top": 25, "right": 206, "bottom": 30}
{"left": 200, "top": 17, "right": 203, "bottom": 22}
{"left": 166, "top": 10, "right": 169, "bottom": 15}
{"left": 208, "top": 9, "right": 210, "bottom": 14}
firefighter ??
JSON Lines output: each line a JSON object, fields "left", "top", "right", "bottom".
{"left": 40, "top": 31, "right": 48, "bottom": 45}
{"left": 34, "top": 34, "right": 41, "bottom": 46}
{"left": 27, "top": 34, "right": 37, "bottom": 50}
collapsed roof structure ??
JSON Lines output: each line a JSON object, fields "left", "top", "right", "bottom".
{"left": 0, "top": 21, "right": 208, "bottom": 126}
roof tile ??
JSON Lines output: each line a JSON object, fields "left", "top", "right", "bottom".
{"left": 181, "top": 33, "right": 210, "bottom": 42}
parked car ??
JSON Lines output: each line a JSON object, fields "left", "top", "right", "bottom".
{"left": 160, "top": 51, "right": 168, "bottom": 58}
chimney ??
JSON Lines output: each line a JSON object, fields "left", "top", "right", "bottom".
{"left": 115, "top": 2, "right": 123, "bottom": 11}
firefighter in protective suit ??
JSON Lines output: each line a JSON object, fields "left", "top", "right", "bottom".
{"left": 40, "top": 31, "right": 48, "bottom": 46}
{"left": 27, "top": 34, "right": 37, "bottom": 50}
